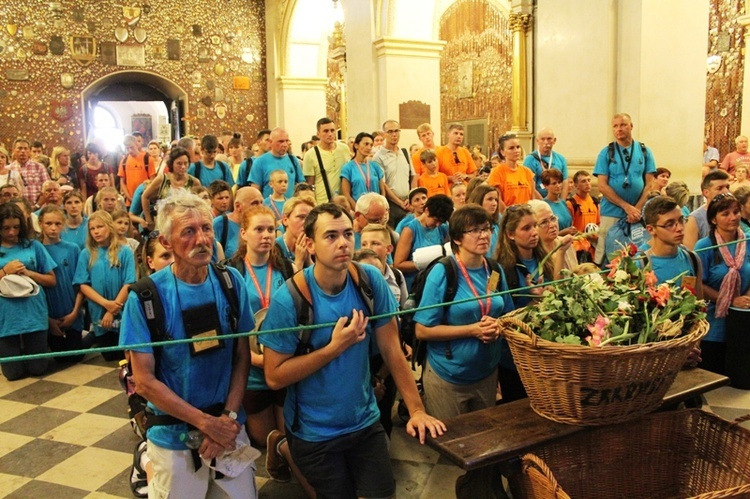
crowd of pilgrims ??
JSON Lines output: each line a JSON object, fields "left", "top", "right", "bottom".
{"left": 1, "top": 125, "right": 749, "bottom": 488}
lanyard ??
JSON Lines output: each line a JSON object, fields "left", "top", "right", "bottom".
{"left": 616, "top": 143, "right": 634, "bottom": 178}
{"left": 455, "top": 254, "right": 492, "bottom": 317}
{"left": 245, "top": 259, "right": 272, "bottom": 309}
{"left": 268, "top": 199, "right": 283, "bottom": 220}
{"left": 354, "top": 160, "right": 371, "bottom": 191}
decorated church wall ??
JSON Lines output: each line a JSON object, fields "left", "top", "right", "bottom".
{"left": 0, "top": 0, "right": 267, "bottom": 152}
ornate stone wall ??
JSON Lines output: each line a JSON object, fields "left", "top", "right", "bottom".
{"left": 706, "top": 0, "right": 745, "bottom": 156}
{"left": 0, "top": 0, "right": 267, "bottom": 151}
{"left": 439, "top": 0, "right": 512, "bottom": 149}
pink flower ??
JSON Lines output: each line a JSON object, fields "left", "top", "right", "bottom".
{"left": 586, "top": 315, "right": 610, "bottom": 346}
{"left": 644, "top": 271, "right": 658, "bottom": 288}
{"left": 648, "top": 284, "right": 671, "bottom": 307}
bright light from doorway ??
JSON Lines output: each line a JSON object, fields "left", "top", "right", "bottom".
{"left": 91, "top": 105, "right": 124, "bottom": 152}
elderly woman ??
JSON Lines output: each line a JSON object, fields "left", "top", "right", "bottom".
{"left": 529, "top": 200, "right": 577, "bottom": 273}
{"left": 141, "top": 147, "right": 201, "bottom": 231}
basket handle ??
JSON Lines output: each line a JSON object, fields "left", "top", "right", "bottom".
{"left": 521, "top": 453, "right": 567, "bottom": 497}
{"left": 498, "top": 314, "right": 539, "bottom": 348}
{"left": 730, "top": 414, "right": 750, "bottom": 426}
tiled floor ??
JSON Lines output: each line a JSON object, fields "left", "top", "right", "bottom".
{"left": 0, "top": 355, "right": 748, "bottom": 499}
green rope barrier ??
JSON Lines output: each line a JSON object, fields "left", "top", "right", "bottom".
{"left": 0, "top": 237, "right": 740, "bottom": 364}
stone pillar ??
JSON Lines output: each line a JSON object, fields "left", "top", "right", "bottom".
{"left": 509, "top": 12, "right": 533, "bottom": 151}
{"left": 738, "top": 12, "right": 750, "bottom": 137}
{"left": 275, "top": 77, "right": 328, "bottom": 148}
{"left": 371, "top": 37, "right": 446, "bottom": 146}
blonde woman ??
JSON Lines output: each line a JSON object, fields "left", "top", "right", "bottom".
{"left": 73, "top": 210, "right": 136, "bottom": 360}
{"left": 50, "top": 146, "right": 77, "bottom": 189}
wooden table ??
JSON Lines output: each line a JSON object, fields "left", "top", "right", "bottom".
{"left": 427, "top": 368, "right": 729, "bottom": 471}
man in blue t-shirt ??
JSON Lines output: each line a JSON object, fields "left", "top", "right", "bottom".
{"left": 213, "top": 186, "right": 263, "bottom": 258}
{"left": 593, "top": 113, "right": 657, "bottom": 264}
{"left": 249, "top": 128, "right": 304, "bottom": 198}
{"left": 523, "top": 128, "right": 569, "bottom": 198}
{"left": 120, "top": 189, "right": 258, "bottom": 498}
{"left": 260, "top": 203, "right": 445, "bottom": 498}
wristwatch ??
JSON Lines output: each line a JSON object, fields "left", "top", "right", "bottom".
{"left": 222, "top": 409, "right": 238, "bottom": 420}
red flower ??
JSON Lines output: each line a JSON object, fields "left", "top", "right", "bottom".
{"left": 648, "top": 284, "right": 671, "bottom": 307}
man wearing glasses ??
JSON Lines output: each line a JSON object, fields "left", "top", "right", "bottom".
{"left": 373, "top": 120, "right": 417, "bottom": 227}
{"left": 642, "top": 195, "right": 703, "bottom": 297}
{"left": 593, "top": 113, "right": 656, "bottom": 265}
{"left": 436, "top": 124, "right": 476, "bottom": 186}
{"left": 523, "top": 128, "right": 570, "bottom": 199}
{"left": 352, "top": 192, "right": 390, "bottom": 250}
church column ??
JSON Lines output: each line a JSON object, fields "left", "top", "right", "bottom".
{"left": 508, "top": 11, "right": 533, "bottom": 150}
{"left": 275, "top": 77, "right": 328, "bottom": 146}
{"left": 738, "top": 9, "right": 750, "bottom": 136}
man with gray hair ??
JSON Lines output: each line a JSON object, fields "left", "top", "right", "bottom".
{"left": 719, "top": 135, "right": 750, "bottom": 178}
{"left": 120, "top": 189, "right": 258, "bottom": 498}
{"left": 523, "top": 128, "right": 570, "bottom": 199}
{"left": 373, "top": 120, "right": 417, "bottom": 228}
{"left": 353, "top": 192, "right": 389, "bottom": 249}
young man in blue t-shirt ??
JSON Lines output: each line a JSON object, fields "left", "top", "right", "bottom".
{"left": 260, "top": 203, "right": 445, "bottom": 498}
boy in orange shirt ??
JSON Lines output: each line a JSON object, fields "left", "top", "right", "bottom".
{"left": 417, "top": 150, "right": 450, "bottom": 197}
{"left": 118, "top": 135, "right": 156, "bottom": 206}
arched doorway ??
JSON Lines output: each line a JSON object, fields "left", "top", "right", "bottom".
{"left": 80, "top": 71, "right": 189, "bottom": 146}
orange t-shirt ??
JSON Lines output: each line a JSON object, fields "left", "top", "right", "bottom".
{"left": 487, "top": 164, "right": 535, "bottom": 206}
{"left": 118, "top": 151, "right": 155, "bottom": 202}
{"left": 418, "top": 172, "right": 451, "bottom": 197}
{"left": 436, "top": 146, "right": 476, "bottom": 182}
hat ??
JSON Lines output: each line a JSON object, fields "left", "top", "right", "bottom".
{"left": 408, "top": 187, "right": 428, "bottom": 203}
{"left": 0, "top": 274, "right": 40, "bottom": 298}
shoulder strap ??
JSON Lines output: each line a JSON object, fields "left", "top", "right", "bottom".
{"left": 313, "top": 146, "right": 332, "bottom": 202}
{"left": 608, "top": 142, "right": 616, "bottom": 164}
{"left": 486, "top": 257, "right": 503, "bottom": 292}
{"left": 440, "top": 255, "right": 459, "bottom": 303}
{"left": 211, "top": 263, "right": 240, "bottom": 334}
{"left": 402, "top": 148, "right": 413, "bottom": 185}
{"left": 287, "top": 271, "right": 314, "bottom": 355}
{"left": 129, "top": 277, "right": 170, "bottom": 347}
{"left": 391, "top": 264, "right": 403, "bottom": 287}
{"left": 220, "top": 256, "right": 246, "bottom": 276}
{"left": 143, "top": 152, "right": 150, "bottom": 172}
{"left": 220, "top": 213, "right": 229, "bottom": 250}
{"left": 532, "top": 152, "right": 548, "bottom": 169}
{"left": 240, "top": 157, "right": 253, "bottom": 187}
{"left": 684, "top": 247, "right": 701, "bottom": 283}
{"left": 217, "top": 161, "right": 229, "bottom": 179}
{"left": 348, "top": 262, "right": 374, "bottom": 316}
{"left": 568, "top": 196, "right": 581, "bottom": 215}
{"left": 193, "top": 161, "right": 202, "bottom": 181}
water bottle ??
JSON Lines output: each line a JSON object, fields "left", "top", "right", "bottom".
{"left": 180, "top": 430, "right": 204, "bottom": 449}
{"left": 118, "top": 359, "right": 136, "bottom": 396}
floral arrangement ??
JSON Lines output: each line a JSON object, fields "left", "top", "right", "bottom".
{"left": 521, "top": 244, "right": 707, "bottom": 346}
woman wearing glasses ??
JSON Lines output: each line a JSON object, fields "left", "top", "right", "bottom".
{"left": 414, "top": 205, "right": 513, "bottom": 421}
{"left": 695, "top": 193, "right": 750, "bottom": 387}
{"left": 529, "top": 200, "right": 577, "bottom": 273}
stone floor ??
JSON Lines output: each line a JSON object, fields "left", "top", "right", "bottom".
{"left": 0, "top": 354, "right": 749, "bottom": 498}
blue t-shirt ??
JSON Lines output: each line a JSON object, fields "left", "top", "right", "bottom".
{"left": 545, "top": 198, "right": 573, "bottom": 230}
{"left": 242, "top": 263, "right": 287, "bottom": 391}
{"left": 213, "top": 215, "right": 240, "bottom": 259}
{"left": 73, "top": 245, "right": 136, "bottom": 337}
{"left": 187, "top": 160, "right": 234, "bottom": 188}
{"left": 402, "top": 217, "right": 449, "bottom": 287}
{"left": 0, "top": 240, "right": 56, "bottom": 337}
{"left": 120, "top": 265, "right": 254, "bottom": 450}
{"left": 129, "top": 182, "right": 148, "bottom": 220}
{"left": 593, "top": 141, "right": 656, "bottom": 218}
{"left": 500, "top": 256, "right": 540, "bottom": 371}
{"left": 414, "top": 257, "right": 514, "bottom": 384}
{"left": 249, "top": 153, "right": 303, "bottom": 198}
{"left": 486, "top": 224, "right": 500, "bottom": 259}
{"left": 61, "top": 216, "right": 88, "bottom": 250}
{"left": 275, "top": 236, "right": 294, "bottom": 264}
{"left": 44, "top": 240, "right": 83, "bottom": 331}
{"left": 340, "top": 160, "right": 384, "bottom": 201}
{"left": 695, "top": 236, "right": 750, "bottom": 342}
{"left": 395, "top": 213, "right": 415, "bottom": 234}
{"left": 640, "top": 248, "right": 697, "bottom": 287}
{"left": 523, "top": 151, "right": 569, "bottom": 198}
{"left": 263, "top": 196, "right": 286, "bottom": 222}
{"left": 259, "top": 265, "right": 397, "bottom": 442}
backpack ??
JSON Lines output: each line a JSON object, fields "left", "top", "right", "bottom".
{"left": 568, "top": 195, "right": 600, "bottom": 215}
{"left": 402, "top": 254, "right": 504, "bottom": 370}
{"left": 192, "top": 160, "right": 230, "bottom": 184}
{"left": 236, "top": 157, "right": 252, "bottom": 188}
{"left": 119, "top": 152, "right": 150, "bottom": 186}
{"left": 604, "top": 218, "right": 648, "bottom": 262}
{"left": 607, "top": 141, "right": 648, "bottom": 165}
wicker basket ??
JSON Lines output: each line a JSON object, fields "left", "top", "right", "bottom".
{"left": 508, "top": 410, "right": 750, "bottom": 499}
{"left": 498, "top": 310, "right": 708, "bottom": 425}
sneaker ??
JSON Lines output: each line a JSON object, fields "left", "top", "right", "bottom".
{"left": 265, "top": 430, "right": 291, "bottom": 482}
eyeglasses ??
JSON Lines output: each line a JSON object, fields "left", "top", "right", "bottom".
{"left": 464, "top": 226, "right": 492, "bottom": 237}
{"left": 384, "top": 129, "right": 401, "bottom": 135}
{"left": 537, "top": 215, "right": 559, "bottom": 228}
{"left": 652, "top": 216, "right": 687, "bottom": 231}
{"left": 711, "top": 192, "right": 735, "bottom": 203}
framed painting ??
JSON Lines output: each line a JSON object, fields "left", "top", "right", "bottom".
{"left": 131, "top": 114, "right": 153, "bottom": 143}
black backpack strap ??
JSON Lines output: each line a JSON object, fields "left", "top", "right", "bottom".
{"left": 220, "top": 213, "right": 229, "bottom": 251}
{"left": 313, "top": 146, "right": 332, "bottom": 202}
{"left": 219, "top": 256, "right": 246, "bottom": 277}
{"left": 348, "top": 262, "right": 374, "bottom": 316}
{"left": 129, "top": 277, "right": 170, "bottom": 369}
{"left": 439, "top": 255, "right": 459, "bottom": 360}
{"left": 532, "top": 152, "right": 548, "bottom": 169}
{"left": 240, "top": 158, "right": 252, "bottom": 187}
{"left": 193, "top": 161, "right": 202, "bottom": 182}
{"left": 608, "top": 142, "right": 616, "bottom": 164}
{"left": 287, "top": 271, "right": 314, "bottom": 355}
{"left": 211, "top": 263, "right": 240, "bottom": 334}
{"left": 402, "top": 147, "right": 413, "bottom": 185}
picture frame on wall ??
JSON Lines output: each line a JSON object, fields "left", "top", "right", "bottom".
{"left": 69, "top": 35, "right": 96, "bottom": 66}
{"left": 131, "top": 114, "right": 152, "bottom": 143}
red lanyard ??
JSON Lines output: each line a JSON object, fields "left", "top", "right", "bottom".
{"left": 245, "top": 259, "right": 272, "bottom": 309}
{"left": 268, "top": 199, "right": 283, "bottom": 220}
{"left": 455, "top": 254, "right": 492, "bottom": 317}
{"left": 354, "top": 160, "right": 371, "bottom": 191}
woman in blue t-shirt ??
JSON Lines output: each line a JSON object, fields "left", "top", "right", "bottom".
{"left": 466, "top": 184, "right": 502, "bottom": 258}
{"left": 415, "top": 205, "right": 514, "bottom": 421}
{"left": 74, "top": 210, "right": 136, "bottom": 361}
{"left": 340, "top": 132, "right": 386, "bottom": 210}
{"left": 0, "top": 203, "right": 57, "bottom": 380}
{"left": 695, "top": 193, "right": 750, "bottom": 384}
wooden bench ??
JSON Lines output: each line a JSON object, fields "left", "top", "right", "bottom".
{"left": 427, "top": 368, "right": 729, "bottom": 471}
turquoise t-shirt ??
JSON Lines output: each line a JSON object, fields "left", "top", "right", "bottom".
{"left": 414, "top": 257, "right": 514, "bottom": 384}
{"left": 259, "top": 264, "right": 397, "bottom": 442}
{"left": 263, "top": 197, "right": 286, "bottom": 222}
{"left": 340, "top": 160, "right": 384, "bottom": 201}
{"left": 213, "top": 215, "right": 240, "bottom": 259}
{"left": 61, "top": 216, "right": 88, "bottom": 250}
{"left": 0, "top": 240, "right": 56, "bottom": 337}
{"left": 545, "top": 198, "right": 573, "bottom": 230}
{"left": 120, "top": 265, "right": 254, "bottom": 450}
{"left": 187, "top": 160, "right": 234, "bottom": 188}
{"left": 249, "top": 153, "right": 303, "bottom": 198}
{"left": 593, "top": 141, "right": 656, "bottom": 218}
{"left": 44, "top": 240, "right": 83, "bottom": 331}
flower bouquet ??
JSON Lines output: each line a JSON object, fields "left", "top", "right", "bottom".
{"left": 497, "top": 244, "right": 709, "bottom": 426}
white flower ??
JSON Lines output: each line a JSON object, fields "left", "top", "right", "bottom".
{"left": 613, "top": 270, "right": 629, "bottom": 283}
{"left": 617, "top": 300, "right": 632, "bottom": 312}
